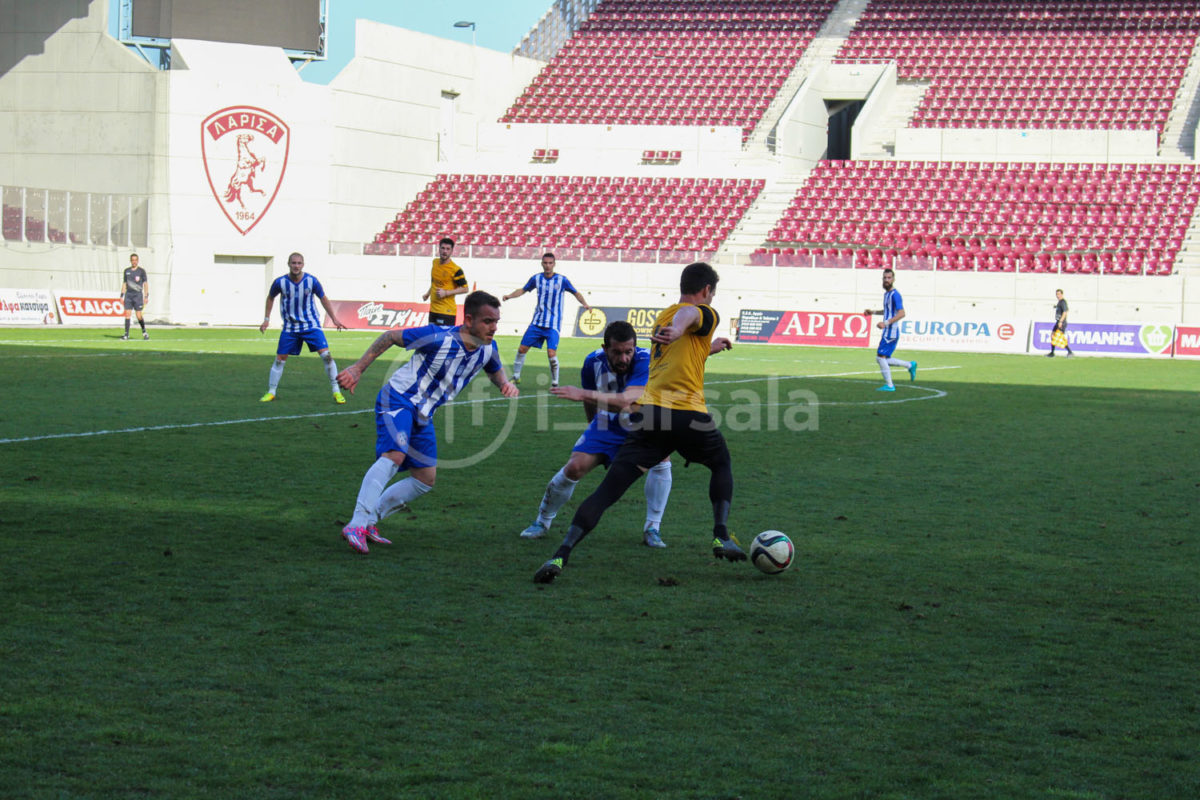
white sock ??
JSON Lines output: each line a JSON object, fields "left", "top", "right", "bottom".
{"left": 268, "top": 358, "right": 285, "bottom": 392}
{"left": 886, "top": 357, "right": 910, "bottom": 369}
{"left": 376, "top": 476, "right": 433, "bottom": 521}
{"left": 876, "top": 356, "right": 893, "bottom": 387}
{"left": 322, "top": 353, "right": 339, "bottom": 391}
{"left": 536, "top": 467, "right": 578, "bottom": 528}
{"left": 350, "top": 457, "right": 399, "bottom": 527}
{"left": 513, "top": 352, "right": 526, "bottom": 379}
{"left": 549, "top": 356, "right": 560, "bottom": 385}
{"left": 644, "top": 460, "right": 672, "bottom": 529}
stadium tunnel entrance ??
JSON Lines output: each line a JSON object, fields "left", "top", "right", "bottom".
{"left": 825, "top": 99, "right": 864, "bottom": 161}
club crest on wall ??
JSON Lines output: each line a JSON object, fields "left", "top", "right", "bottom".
{"left": 201, "top": 106, "right": 290, "bottom": 235}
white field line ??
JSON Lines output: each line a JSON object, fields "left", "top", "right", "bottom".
{"left": 0, "top": 366, "right": 959, "bottom": 444}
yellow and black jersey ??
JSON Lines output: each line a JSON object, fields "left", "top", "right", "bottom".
{"left": 640, "top": 302, "right": 718, "bottom": 413}
{"left": 429, "top": 258, "right": 468, "bottom": 316}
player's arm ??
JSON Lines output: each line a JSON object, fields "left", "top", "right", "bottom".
{"left": 142, "top": 277, "right": 149, "bottom": 303}
{"left": 572, "top": 290, "right": 591, "bottom": 311}
{"left": 260, "top": 296, "right": 276, "bottom": 333}
{"left": 318, "top": 294, "right": 347, "bottom": 331}
{"left": 487, "top": 367, "right": 520, "bottom": 398}
{"left": 336, "top": 330, "right": 407, "bottom": 393}
{"left": 878, "top": 308, "right": 906, "bottom": 329}
{"left": 1058, "top": 307, "right": 1068, "bottom": 327}
{"left": 437, "top": 269, "right": 470, "bottom": 299}
{"left": 502, "top": 287, "right": 527, "bottom": 302}
{"left": 710, "top": 337, "right": 732, "bottom": 355}
{"left": 551, "top": 383, "right": 645, "bottom": 412}
{"left": 650, "top": 305, "right": 700, "bottom": 346}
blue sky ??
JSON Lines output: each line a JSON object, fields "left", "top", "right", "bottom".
{"left": 300, "top": 0, "right": 555, "bottom": 84}
{"left": 110, "top": 1, "right": 554, "bottom": 82}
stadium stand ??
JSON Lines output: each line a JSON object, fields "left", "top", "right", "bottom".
{"left": 1, "top": 203, "right": 71, "bottom": 244}
{"left": 834, "top": 0, "right": 1200, "bottom": 142}
{"left": 758, "top": 159, "right": 1200, "bottom": 275}
{"left": 501, "top": 0, "right": 838, "bottom": 141}
{"left": 367, "top": 174, "right": 765, "bottom": 262}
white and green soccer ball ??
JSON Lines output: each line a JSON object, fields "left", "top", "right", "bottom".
{"left": 750, "top": 530, "right": 794, "bottom": 574}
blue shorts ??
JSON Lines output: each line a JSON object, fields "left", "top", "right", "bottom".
{"left": 277, "top": 328, "right": 330, "bottom": 356}
{"left": 572, "top": 417, "right": 629, "bottom": 465}
{"left": 876, "top": 337, "right": 899, "bottom": 358}
{"left": 374, "top": 388, "right": 438, "bottom": 468}
{"left": 520, "top": 325, "right": 560, "bottom": 351}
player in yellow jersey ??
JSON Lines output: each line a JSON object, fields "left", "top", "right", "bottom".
{"left": 534, "top": 262, "right": 741, "bottom": 584}
{"left": 422, "top": 237, "right": 469, "bottom": 325}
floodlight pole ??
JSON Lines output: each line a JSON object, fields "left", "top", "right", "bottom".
{"left": 454, "top": 20, "right": 476, "bottom": 47}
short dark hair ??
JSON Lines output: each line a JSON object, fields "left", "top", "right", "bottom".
{"left": 883, "top": 267, "right": 894, "bottom": 276}
{"left": 463, "top": 290, "right": 501, "bottom": 317}
{"left": 602, "top": 320, "right": 636, "bottom": 348}
{"left": 542, "top": 252, "right": 555, "bottom": 261}
{"left": 439, "top": 237, "right": 455, "bottom": 248}
{"left": 680, "top": 262, "right": 719, "bottom": 295}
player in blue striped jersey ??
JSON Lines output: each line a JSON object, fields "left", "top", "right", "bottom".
{"left": 864, "top": 268, "right": 916, "bottom": 392}
{"left": 518, "top": 321, "right": 672, "bottom": 548}
{"left": 335, "top": 290, "right": 519, "bottom": 554}
{"left": 501, "top": 252, "right": 590, "bottom": 387}
{"left": 258, "top": 252, "right": 348, "bottom": 403}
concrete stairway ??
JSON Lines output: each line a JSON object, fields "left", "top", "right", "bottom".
{"left": 717, "top": 174, "right": 812, "bottom": 261}
{"left": 743, "top": 0, "right": 872, "bottom": 154}
{"left": 1160, "top": 35, "right": 1200, "bottom": 162}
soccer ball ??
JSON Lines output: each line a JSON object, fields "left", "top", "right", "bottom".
{"left": 750, "top": 530, "right": 794, "bottom": 574}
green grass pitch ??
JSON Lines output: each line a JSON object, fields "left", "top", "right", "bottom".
{"left": 1, "top": 327, "right": 1198, "bottom": 798}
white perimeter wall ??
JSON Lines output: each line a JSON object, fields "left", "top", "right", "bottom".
{"left": 279, "top": 255, "right": 1198, "bottom": 339}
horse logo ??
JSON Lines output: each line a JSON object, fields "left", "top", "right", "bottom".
{"left": 201, "top": 106, "right": 290, "bottom": 235}
{"left": 224, "top": 133, "right": 267, "bottom": 208}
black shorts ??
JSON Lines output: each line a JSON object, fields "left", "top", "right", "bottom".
{"left": 123, "top": 294, "right": 144, "bottom": 312}
{"left": 612, "top": 405, "right": 729, "bottom": 471}
{"left": 429, "top": 311, "right": 456, "bottom": 326}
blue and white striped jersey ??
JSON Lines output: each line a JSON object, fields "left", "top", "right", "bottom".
{"left": 881, "top": 288, "right": 904, "bottom": 343}
{"left": 580, "top": 346, "right": 650, "bottom": 429}
{"left": 269, "top": 273, "right": 325, "bottom": 332}
{"left": 523, "top": 272, "right": 579, "bottom": 331}
{"left": 386, "top": 324, "right": 502, "bottom": 421}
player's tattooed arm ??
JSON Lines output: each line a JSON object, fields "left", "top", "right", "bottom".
{"left": 337, "top": 330, "right": 405, "bottom": 393}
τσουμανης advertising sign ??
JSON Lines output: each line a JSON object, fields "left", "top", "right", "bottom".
{"left": 1032, "top": 322, "right": 1174, "bottom": 356}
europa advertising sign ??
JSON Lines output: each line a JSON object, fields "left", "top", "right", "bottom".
{"left": 1031, "top": 322, "right": 1174, "bottom": 356}
{"left": 574, "top": 306, "right": 666, "bottom": 339}
{"left": 325, "top": 299, "right": 459, "bottom": 330}
{"left": 201, "top": 106, "right": 290, "bottom": 235}
{"left": 1174, "top": 326, "right": 1200, "bottom": 357}
{"left": 0, "top": 288, "right": 57, "bottom": 324}
{"left": 736, "top": 310, "right": 870, "bottom": 348}
{"left": 898, "top": 318, "right": 1027, "bottom": 354}
{"left": 56, "top": 293, "right": 127, "bottom": 324}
